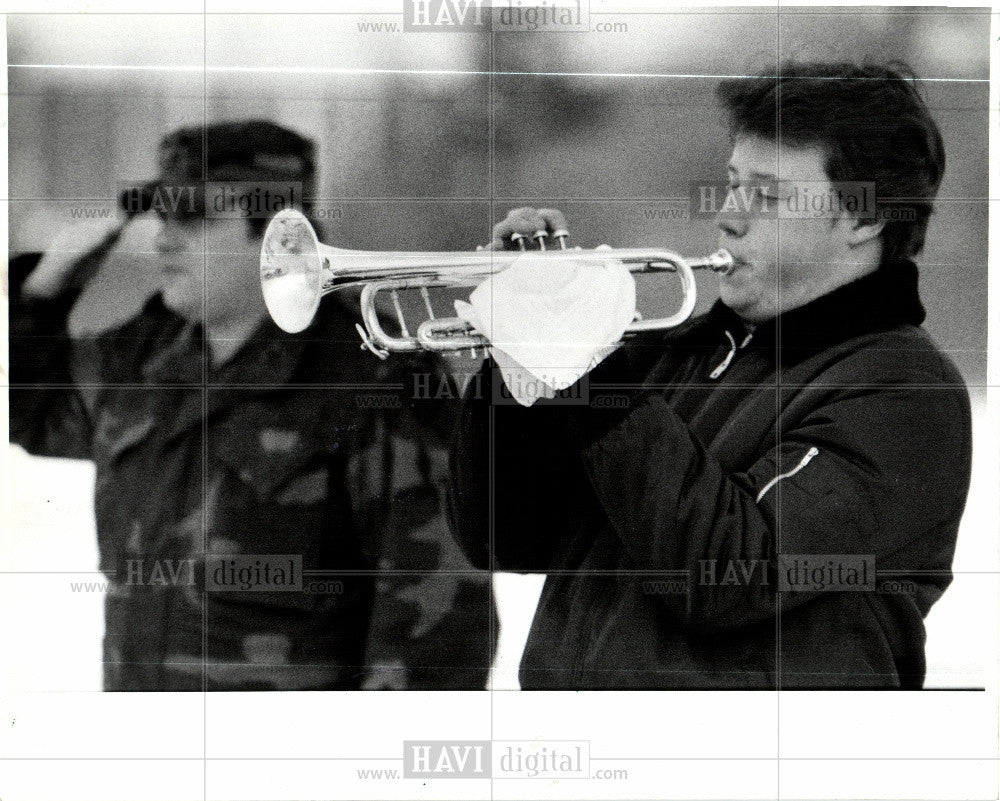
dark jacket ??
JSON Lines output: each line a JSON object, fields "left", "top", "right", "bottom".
{"left": 9, "top": 254, "right": 497, "bottom": 690}
{"left": 450, "top": 257, "right": 971, "bottom": 689}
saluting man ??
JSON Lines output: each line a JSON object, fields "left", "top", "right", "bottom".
{"left": 10, "top": 120, "right": 497, "bottom": 691}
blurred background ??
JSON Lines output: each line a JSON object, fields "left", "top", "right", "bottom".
{"left": 3, "top": 8, "right": 993, "bottom": 690}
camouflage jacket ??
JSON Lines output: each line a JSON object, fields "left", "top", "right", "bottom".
{"left": 9, "top": 254, "right": 496, "bottom": 690}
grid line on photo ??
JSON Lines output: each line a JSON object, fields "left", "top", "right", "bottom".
{"left": 7, "top": 61, "right": 992, "bottom": 79}
{"left": 201, "top": 7, "right": 210, "bottom": 797}
{"left": 4, "top": 7, "right": 999, "bottom": 13}
{"left": 774, "top": 28, "right": 785, "bottom": 795}
{"left": 488, "top": 7, "right": 498, "bottom": 775}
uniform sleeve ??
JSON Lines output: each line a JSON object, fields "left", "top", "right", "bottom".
{"left": 8, "top": 253, "right": 94, "bottom": 459}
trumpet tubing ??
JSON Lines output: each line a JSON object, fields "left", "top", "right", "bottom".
{"left": 259, "top": 209, "right": 734, "bottom": 357}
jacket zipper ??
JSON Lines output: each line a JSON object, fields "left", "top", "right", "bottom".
{"left": 756, "top": 446, "right": 820, "bottom": 503}
{"left": 709, "top": 330, "right": 754, "bottom": 379}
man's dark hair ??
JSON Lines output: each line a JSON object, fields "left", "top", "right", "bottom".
{"left": 716, "top": 61, "right": 946, "bottom": 261}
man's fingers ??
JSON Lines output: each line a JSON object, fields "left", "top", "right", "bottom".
{"left": 490, "top": 206, "right": 570, "bottom": 250}
{"left": 537, "top": 208, "right": 569, "bottom": 237}
{"left": 492, "top": 207, "right": 546, "bottom": 246}
{"left": 24, "top": 217, "right": 128, "bottom": 298}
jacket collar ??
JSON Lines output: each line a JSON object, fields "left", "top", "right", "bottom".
{"left": 703, "top": 256, "right": 926, "bottom": 363}
{"left": 144, "top": 292, "right": 372, "bottom": 446}
{"left": 141, "top": 293, "right": 316, "bottom": 386}
{"left": 142, "top": 290, "right": 382, "bottom": 390}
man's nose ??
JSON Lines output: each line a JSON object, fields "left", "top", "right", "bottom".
{"left": 153, "top": 222, "right": 183, "bottom": 253}
{"left": 716, "top": 202, "right": 749, "bottom": 239}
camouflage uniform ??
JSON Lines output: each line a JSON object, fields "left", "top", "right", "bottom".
{"left": 10, "top": 256, "right": 497, "bottom": 690}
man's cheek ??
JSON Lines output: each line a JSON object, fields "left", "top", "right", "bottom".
{"left": 719, "top": 272, "right": 758, "bottom": 307}
{"left": 722, "top": 262, "right": 761, "bottom": 291}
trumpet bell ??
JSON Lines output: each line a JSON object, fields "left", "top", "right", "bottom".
{"left": 260, "top": 209, "right": 324, "bottom": 333}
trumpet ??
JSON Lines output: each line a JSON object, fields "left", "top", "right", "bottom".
{"left": 259, "top": 209, "right": 734, "bottom": 358}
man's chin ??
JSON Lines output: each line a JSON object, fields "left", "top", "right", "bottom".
{"left": 719, "top": 278, "right": 776, "bottom": 322}
{"left": 160, "top": 286, "right": 204, "bottom": 321}
{"left": 719, "top": 278, "right": 754, "bottom": 312}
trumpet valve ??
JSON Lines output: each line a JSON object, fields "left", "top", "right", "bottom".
{"left": 509, "top": 232, "right": 529, "bottom": 251}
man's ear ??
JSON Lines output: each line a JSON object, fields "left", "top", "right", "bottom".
{"left": 844, "top": 216, "right": 885, "bottom": 248}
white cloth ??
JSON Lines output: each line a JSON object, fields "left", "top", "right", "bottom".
{"left": 455, "top": 253, "right": 636, "bottom": 406}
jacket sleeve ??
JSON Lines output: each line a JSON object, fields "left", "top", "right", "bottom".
{"left": 8, "top": 253, "right": 94, "bottom": 460}
{"left": 448, "top": 357, "right": 590, "bottom": 573}
{"left": 580, "top": 370, "right": 973, "bottom": 630}
{"left": 360, "top": 355, "right": 497, "bottom": 689}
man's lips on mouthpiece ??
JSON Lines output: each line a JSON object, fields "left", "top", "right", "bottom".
{"left": 723, "top": 254, "right": 750, "bottom": 274}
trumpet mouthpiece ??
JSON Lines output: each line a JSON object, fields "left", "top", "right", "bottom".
{"left": 707, "top": 249, "right": 736, "bottom": 275}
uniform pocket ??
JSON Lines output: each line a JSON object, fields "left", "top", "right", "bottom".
{"left": 212, "top": 414, "right": 330, "bottom": 503}
{"left": 92, "top": 408, "right": 156, "bottom": 465}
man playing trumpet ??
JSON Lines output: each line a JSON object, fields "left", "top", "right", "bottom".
{"left": 450, "top": 61, "right": 972, "bottom": 688}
